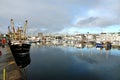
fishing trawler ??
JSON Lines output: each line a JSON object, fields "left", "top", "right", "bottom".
{"left": 8, "top": 19, "right": 31, "bottom": 56}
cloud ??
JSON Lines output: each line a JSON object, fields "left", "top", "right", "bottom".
{"left": 74, "top": 16, "right": 120, "bottom": 28}
{"left": 72, "top": 0, "right": 120, "bottom": 28}
{"left": 0, "top": 0, "right": 73, "bottom": 34}
{"left": 0, "top": 0, "right": 120, "bottom": 34}
{"left": 75, "top": 17, "right": 98, "bottom": 26}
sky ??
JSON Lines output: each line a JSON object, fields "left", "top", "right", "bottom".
{"left": 0, "top": 0, "right": 120, "bottom": 35}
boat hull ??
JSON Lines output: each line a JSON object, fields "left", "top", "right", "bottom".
{"left": 14, "top": 52, "right": 31, "bottom": 68}
{"left": 10, "top": 43, "right": 31, "bottom": 56}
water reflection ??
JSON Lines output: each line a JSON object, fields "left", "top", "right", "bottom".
{"left": 35, "top": 42, "right": 113, "bottom": 55}
{"left": 37, "top": 41, "right": 119, "bottom": 49}
{"left": 32, "top": 41, "right": 120, "bottom": 58}
{"left": 26, "top": 42, "right": 120, "bottom": 80}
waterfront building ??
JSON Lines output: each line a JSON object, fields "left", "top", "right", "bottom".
{"left": 86, "top": 34, "right": 96, "bottom": 42}
{"left": 74, "top": 34, "right": 84, "bottom": 42}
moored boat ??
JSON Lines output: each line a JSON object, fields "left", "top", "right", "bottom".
{"left": 8, "top": 19, "right": 31, "bottom": 56}
{"left": 10, "top": 41, "right": 31, "bottom": 56}
{"left": 96, "top": 41, "right": 103, "bottom": 48}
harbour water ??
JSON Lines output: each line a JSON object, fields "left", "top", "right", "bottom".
{"left": 22, "top": 42, "right": 120, "bottom": 80}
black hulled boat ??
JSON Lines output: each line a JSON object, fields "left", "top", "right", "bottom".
{"left": 9, "top": 40, "right": 31, "bottom": 56}
{"left": 8, "top": 19, "right": 31, "bottom": 56}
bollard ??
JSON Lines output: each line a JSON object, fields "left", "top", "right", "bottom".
{"left": 3, "top": 68, "right": 6, "bottom": 80}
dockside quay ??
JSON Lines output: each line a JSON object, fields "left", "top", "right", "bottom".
{"left": 0, "top": 45, "right": 25, "bottom": 80}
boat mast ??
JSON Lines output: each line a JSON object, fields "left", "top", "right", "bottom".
{"left": 10, "top": 19, "right": 16, "bottom": 40}
{"left": 23, "top": 20, "right": 28, "bottom": 40}
{"left": 8, "top": 26, "right": 11, "bottom": 34}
